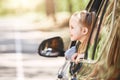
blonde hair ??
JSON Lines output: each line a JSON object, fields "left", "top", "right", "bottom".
{"left": 72, "top": 10, "right": 96, "bottom": 54}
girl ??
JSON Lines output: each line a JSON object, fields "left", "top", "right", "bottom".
{"left": 65, "top": 10, "right": 96, "bottom": 63}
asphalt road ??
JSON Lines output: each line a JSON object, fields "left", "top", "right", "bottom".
{"left": 0, "top": 29, "right": 70, "bottom": 53}
{"left": 0, "top": 53, "right": 65, "bottom": 80}
{"left": 0, "top": 30, "right": 69, "bottom": 80}
{"left": 0, "top": 16, "right": 70, "bottom": 80}
{"left": 0, "top": 3, "right": 71, "bottom": 80}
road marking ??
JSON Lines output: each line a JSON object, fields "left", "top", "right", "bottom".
{"left": 14, "top": 23, "right": 24, "bottom": 80}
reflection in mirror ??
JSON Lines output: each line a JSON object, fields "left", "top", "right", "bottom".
{"left": 38, "top": 36, "right": 65, "bottom": 57}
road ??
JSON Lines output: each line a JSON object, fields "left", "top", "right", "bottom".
{"left": 0, "top": 29, "right": 70, "bottom": 53}
{"left": 0, "top": 53, "right": 65, "bottom": 80}
{"left": 0, "top": 31, "right": 68, "bottom": 80}
{"left": 0, "top": 16, "right": 70, "bottom": 80}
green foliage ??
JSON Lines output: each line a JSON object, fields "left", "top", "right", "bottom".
{"left": 35, "top": 1, "right": 46, "bottom": 13}
{"left": 55, "top": 0, "right": 89, "bottom": 13}
{"left": 0, "top": 0, "right": 89, "bottom": 16}
{"left": 55, "top": 0, "right": 69, "bottom": 12}
{"left": 71, "top": 0, "right": 89, "bottom": 12}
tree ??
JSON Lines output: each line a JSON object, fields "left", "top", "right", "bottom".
{"left": 45, "top": 0, "right": 56, "bottom": 22}
{"left": 67, "top": 0, "right": 72, "bottom": 13}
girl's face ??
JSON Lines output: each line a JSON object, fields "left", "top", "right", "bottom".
{"left": 69, "top": 15, "right": 84, "bottom": 41}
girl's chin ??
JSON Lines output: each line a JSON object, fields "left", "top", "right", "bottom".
{"left": 71, "top": 38, "right": 76, "bottom": 41}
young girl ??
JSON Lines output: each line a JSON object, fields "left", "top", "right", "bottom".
{"left": 65, "top": 10, "right": 96, "bottom": 63}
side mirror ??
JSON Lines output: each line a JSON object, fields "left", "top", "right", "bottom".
{"left": 38, "top": 36, "right": 65, "bottom": 57}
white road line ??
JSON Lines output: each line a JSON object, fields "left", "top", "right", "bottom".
{"left": 14, "top": 22, "right": 24, "bottom": 80}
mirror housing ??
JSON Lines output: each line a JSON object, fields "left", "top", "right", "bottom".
{"left": 38, "top": 36, "right": 65, "bottom": 57}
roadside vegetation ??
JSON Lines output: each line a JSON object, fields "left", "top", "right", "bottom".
{"left": 0, "top": 0, "right": 89, "bottom": 29}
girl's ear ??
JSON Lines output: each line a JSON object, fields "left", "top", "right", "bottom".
{"left": 82, "top": 27, "right": 88, "bottom": 35}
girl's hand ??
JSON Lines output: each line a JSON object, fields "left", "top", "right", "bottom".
{"left": 71, "top": 53, "right": 78, "bottom": 62}
{"left": 75, "top": 54, "right": 84, "bottom": 64}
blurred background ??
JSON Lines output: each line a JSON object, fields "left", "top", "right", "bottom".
{"left": 0, "top": 0, "right": 89, "bottom": 80}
